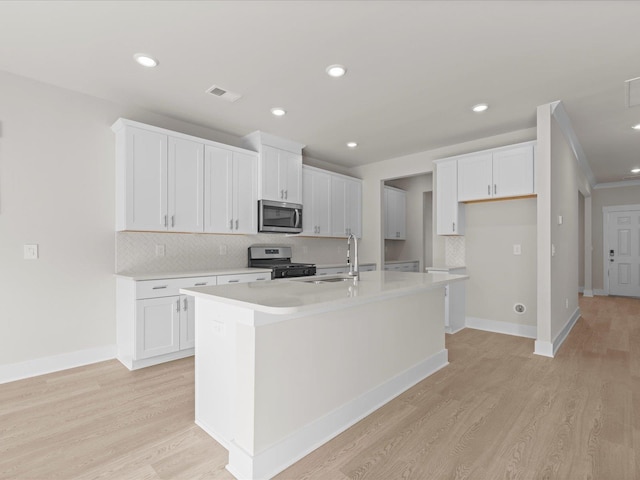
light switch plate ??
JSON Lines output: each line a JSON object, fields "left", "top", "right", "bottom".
{"left": 24, "top": 244, "right": 39, "bottom": 260}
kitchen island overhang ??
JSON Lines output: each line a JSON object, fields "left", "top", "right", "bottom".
{"left": 181, "top": 270, "right": 468, "bottom": 480}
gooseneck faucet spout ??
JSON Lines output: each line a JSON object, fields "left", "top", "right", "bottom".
{"left": 347, "top": 233, "right": 359, "bottom": 281}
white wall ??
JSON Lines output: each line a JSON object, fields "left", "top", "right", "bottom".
{"left": 0, "top": 70, "right": 350, "bottom": 374}
{"left": 535, "top": 102, "right": 588, "bottom": 356}
{"left": 465, "top": 198, "right": 537, "bottom": 329}
{"left": 591, "top": 184, "right": 640, "bottom": 291}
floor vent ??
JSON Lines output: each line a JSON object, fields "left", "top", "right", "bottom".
{"left": 206, "top": 85, "right": 242, "bottom": 102}
{"left": 625, "top": 77, "right": 640, "bottom": 107}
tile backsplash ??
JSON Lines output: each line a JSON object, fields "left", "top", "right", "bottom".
{"left": 116, "top": 232, "right": 350, "bottom": 274}
{"left": 444, "top": 235, "right": 466, "bottom": 266}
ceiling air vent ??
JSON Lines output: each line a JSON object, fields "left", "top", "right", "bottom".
{"left": 625, "top": 77, "right": 640, "bottom": 107}
{"left": 206, "top": 84, "right": 242, "bottom": 103}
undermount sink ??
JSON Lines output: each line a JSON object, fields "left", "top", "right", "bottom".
{"left": 296, "top": 275, "right": 355, "bottom": 284}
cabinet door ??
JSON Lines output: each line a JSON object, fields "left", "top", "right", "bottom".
{"left": 346, "top": 179, "right": 362, "bottom": 238}
{"left": 232, "top": 152, "right": 258, "bottom": 234}
{"left": 168, "top": 136, "right": 204, "bottom": 232}
{"left": 125, "top": 127, "right": 168, "bottom": 231}
{"left": 281, "top": 150, "right": 303, "bottom": 204}
{"left": 302, "top": 169, "right": 315, "bottom": 235}
{"left": 179, "top": 295, "right": 195, "bottom": 350}
{"left": 204, "top": 145, "right": 233, "bottom": 233}
{"left": 457, "top": 153, "right": 493, "bottom": 201}
{"left": 436, "top": 160, "right": 464, "bottom": 235}
{"left": 135, "top": 297, "right": 180, "bottom": 360}
{"left": 384, "top": 187, "right": 406, "bottom": 239}
{"left": 261, "top": 145, "right": 282, "bottom": 201}
{"left": 331, "top": 177, "right": 348, "bottom": 236}
{"left": 313, "top": 171, "right": 331, "bottom": 236}
{"left": 492, "top": 145, "right": 534, "bottom": 198}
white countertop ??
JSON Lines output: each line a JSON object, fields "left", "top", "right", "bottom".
{"left": 115, "top": 267, "right": 272, "bottom": 281}
{"left": 181, "top": 270, "right": 468, "bottom": 315}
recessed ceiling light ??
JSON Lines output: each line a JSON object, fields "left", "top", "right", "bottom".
{"left": 326, "top": 64, "right": 347, "bottom": 77}
{"left": 133, "top": 53, "right": 158, "bottom": 68}
{"left": 346, "top": 142, "right": 358, "bottom": 148}
{"left": 631, "top": 168, "right": 640, "bottom": 174}
{"left": 472, "top": 103, "right": 489, "bottom": 113}
{"left": 633, "top": 123, "right": 640, "bottom": 130}
{"left": 270, "top": 107, "right": 286, "bottom": 117}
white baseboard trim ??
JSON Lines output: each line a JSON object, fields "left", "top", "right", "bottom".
{"left": 465, "top": 316, "right": 537, "bottom": 339}
{"left": 579, "top": 286, "right": 584, "bottom": 293}
{"left": 534, "top": 340, "right": 554, "bottom": 357}
{"left": 534, "top": 307, "right": 581, "bottom": 358}
{"left": 226, "top": 349, "right": 449, "bottom": 480}
{"left": 594, "top": 289, "right": 608, "bottom": 296}
{"left": 582, "top": 289, "right": 594, "bottom": 297}
{"left": 0, "top": 345, "right": 117, "bottom": 385}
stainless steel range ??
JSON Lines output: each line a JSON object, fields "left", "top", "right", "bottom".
{"left": 248, "top": 245, "right": 316, "bottom": 279}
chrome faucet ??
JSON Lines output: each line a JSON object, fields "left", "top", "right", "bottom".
{"left": 347, "top": 233, "right": 359, "bottom": 281}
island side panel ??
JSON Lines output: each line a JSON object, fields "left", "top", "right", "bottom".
{"left": 194, "top": 299, "right": 254, "bottom": 449}
{"left": 241, "top": 287, "right": 446, "bottom": 473}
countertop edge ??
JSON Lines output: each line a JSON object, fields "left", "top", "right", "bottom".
{"left": 181, "top": 273, "right": 469, "bottom": 317}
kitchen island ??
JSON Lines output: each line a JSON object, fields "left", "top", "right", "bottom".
{"left": 181, "top": 270, "right": 467, "bottom": 480}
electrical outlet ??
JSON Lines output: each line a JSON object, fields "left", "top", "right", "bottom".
{"left": 513, "top": 244, "right": 522, "bottom": 255}
{"left": 155, "top": 244, "right": 165, "bottom": 257}
{"left": 558, "top": 215, "right": 563, "bottom": 225}
{"left": 303, "top": 246, "right": 309, "bottom": 255}
{"left": 551, "top": 244, "right": 556, "bottom": 257}
{"left": 24, "top": 244, "right": 39, "bottom": 260}
{"left": 219, "top": 244, "right": 227, "bottom": 255}
{"left": 565, "top": 298, "right": 569, "bottom": 309}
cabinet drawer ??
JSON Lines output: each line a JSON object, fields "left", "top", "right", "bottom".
{"left": 217, "top": 273, "right": 271, "bottom": 285}
{"left": 136, "top": 276, "right": 217, "bottom": 299}
{"left": 316, "top": 267, "right": 348, "bottom": 276}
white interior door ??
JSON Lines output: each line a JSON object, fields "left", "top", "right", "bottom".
{"left": 606, "top": 209, "right": 640, "bottom": 297}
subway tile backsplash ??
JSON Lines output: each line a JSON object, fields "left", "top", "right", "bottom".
{"left": 116, "top": 232, "right": 350, "bottom": 274}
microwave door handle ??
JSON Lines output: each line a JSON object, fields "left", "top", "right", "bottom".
{"left": 294, "top": 209, "right": 300, "bottom": 228}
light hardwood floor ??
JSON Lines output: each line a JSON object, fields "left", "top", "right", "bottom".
{"left": 1, "top": 295, "right": 638, "bottom": 479}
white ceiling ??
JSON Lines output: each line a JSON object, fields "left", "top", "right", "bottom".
{"left": 1, "top": 0, "right": 640, "bottom": 184}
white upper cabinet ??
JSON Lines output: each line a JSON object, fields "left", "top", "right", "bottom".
{"left": 113, "top": 118, "right": 257, "bottom": 234}
{"left": 302, "top": 167, "right": 331, "bottom": 236}
{"left": 435, "top": 159, "right": 465, "bottom": 235}
{"left": 204, "top": 145, "right": 257, "bottom": 234}
{"left": 168, "top": 136, "right": 204, "bottom": 232}
{"left": 242, "top": 131, "right": 305, "bottom": 204}
{"left": 457, "top": 143, "right": 534, "bottom": 202}
{"left": 384, "top": 186, "right": 406, "bottom": 240}
{"left": 119, "top": 126, "right": 168, "bottom": 231}
{"left": 331, "top": 175, "right": 362, "bottom": 238}
{"left": 456, "top": 153, "right": 493, "bottom": 202}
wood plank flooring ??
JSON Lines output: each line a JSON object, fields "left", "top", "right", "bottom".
{"left": 1, "top": 295, "right": 638, "bottom": 479}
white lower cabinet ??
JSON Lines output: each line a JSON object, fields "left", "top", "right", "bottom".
{"left": 384, "top": 261, "right": 419, "bottom": 272}
{"left": 135, "top": 295, "right": 183, "bottom": 359}
{"left": 426, "top": 267, "right": 466, "bottom": 333}
{"left": 315, "top": 264, "right": 376, "bottom": 276}
{"left": 216, "top": 272, "right": 271, "bottom": 284}
{"left": 117, "top": 274, "right": 219, "bottom": 370}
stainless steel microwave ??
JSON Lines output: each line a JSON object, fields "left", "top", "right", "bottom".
{"left": 258, "top": 200, "right": 303, "bottom": 233}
